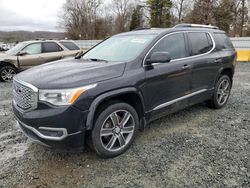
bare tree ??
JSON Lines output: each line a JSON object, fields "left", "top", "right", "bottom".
{"left": 59, "top": 0, "right": 102, "bottom": 39}
{"left": 112, "top": 0, "right": 133, "bottom": 32}
{"left": 240, "top": 0, "right": 247, "bottom": 36}
{"left": 231, "top": 0, "right": 248, "bottom": 36}
{"left": 173, "top": 0, "right": 189, "bottom": 23}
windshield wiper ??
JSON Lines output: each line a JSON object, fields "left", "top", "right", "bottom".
{"left": 75, "top": 51, "right": 86, "bottom": 59}
{"left": 89, "top": 58, "right": 108, "bottom": 62}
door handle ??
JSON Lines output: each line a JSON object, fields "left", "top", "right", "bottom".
{"left": 214, "top": 58, "right": 222, "bottom": 63}
{"left": 182, "top": 64, "right": 191, "bottom": 70}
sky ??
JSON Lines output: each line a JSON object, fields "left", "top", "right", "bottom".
{"left": 0, "top": 0, "right": 66, "bottom": 31}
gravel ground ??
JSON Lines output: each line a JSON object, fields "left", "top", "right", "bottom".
{"left": 0, "top": 63, "right": 250, "bottom": 188}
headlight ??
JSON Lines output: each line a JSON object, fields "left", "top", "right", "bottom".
{"left": 39, "top": 84, "right": 97, "bottom": 106}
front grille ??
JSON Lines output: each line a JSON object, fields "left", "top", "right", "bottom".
{"left": 13, "top": 79, "right": 38, "bottom": 112}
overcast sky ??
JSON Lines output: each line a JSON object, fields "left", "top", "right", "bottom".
{"left": 0, "top": 0, "right": 66, "bottom": 32}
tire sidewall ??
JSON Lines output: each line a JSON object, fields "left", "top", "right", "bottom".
{"left": 91, "top": 102, "right": 139, "bottom": 158}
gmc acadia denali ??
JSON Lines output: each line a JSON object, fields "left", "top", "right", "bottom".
{"left": 13, "top": 24, "right": 237, "bottom": 158}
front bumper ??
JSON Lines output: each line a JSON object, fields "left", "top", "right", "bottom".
{"left": 13, "top": 103, "right": 88, "bottom": 150}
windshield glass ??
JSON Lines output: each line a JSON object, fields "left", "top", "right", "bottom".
{"left": 5, "top": 42, "right": 28, "bottom": 55}
{"left": 82, "top": 35, "right": 156, "bottom": 62}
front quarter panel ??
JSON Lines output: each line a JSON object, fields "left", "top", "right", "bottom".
{"left": 73, "top": 66, "right": 146, "bottom": 130}
{"left": 0, "top": 55, "right": 18, "bottom": 67}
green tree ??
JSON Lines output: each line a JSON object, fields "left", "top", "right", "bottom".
{"left": 129, "top": 6, "right": 143, "bottom": 30}
{"left": 147, "top": 0, "right": 173, "bottom": 27}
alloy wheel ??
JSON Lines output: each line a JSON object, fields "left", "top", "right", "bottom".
{"left": 100, "top": 110, "right": 135, "bottom": 152}
{"left": 216, "top": 79, "right": 230, "bottom": 106}
{"left": 1, "top": 68, "right": 16, "bottom": 81}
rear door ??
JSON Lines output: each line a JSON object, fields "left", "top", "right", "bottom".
{"left": 187, "top": 32, "right": 222, "bottom": 93}
{"left": 41, "top": 42, "right": 64, "bottom": 63}
{"left": 142, "top": 32, "right": 192, "bottom": 118}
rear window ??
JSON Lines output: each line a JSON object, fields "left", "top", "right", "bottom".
{"left": 214, "top": 33, "right": 234, "bottom": 50}
{"left": 188, "top": 32, "right": 214, "bottom": 56}
{"left": 42, "top": 42, "right": 62, "bottom": 53}
{"left": 60, "top": 41, "right": 80, "bottom": 50}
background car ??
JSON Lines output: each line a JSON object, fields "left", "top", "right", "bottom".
{"left": 0, "top": 40, "right": 80, "bottom": 82}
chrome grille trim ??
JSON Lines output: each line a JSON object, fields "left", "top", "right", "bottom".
{"left": 13, "top": 78, "right": 38, "bottom": 112}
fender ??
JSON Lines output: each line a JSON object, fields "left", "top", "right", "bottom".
{"left": 0, "top": 61, "right": 18, "bottom": 70}
{"left": 86, "top": 87, "right": 146, "bottom": 130}
{"left": 213, "top": 65, "right": 234, "bottom": 86}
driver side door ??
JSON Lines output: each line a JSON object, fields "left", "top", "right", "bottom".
{"left": 18, "top": 43, "right": 44, "bottom": 70}
{"left": 142, "top": 32, "right": 192, "bottom": 120}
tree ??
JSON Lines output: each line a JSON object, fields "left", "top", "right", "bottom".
{"left": 130, "top": 5, "right": 143, "bottom": 30}
{"left": 112, "top": 0, "right": 132, "bottom": 33}
{"left": 173, "top": 0, "right": 188, "bottom": 23}
{"left": 147, "top": 0, "right": 173, "bottom": 27}
{"left": 239, "top": 0, "right": 248, "bottom": 36}
{"left": 213, "top": 0, "right": 234, "bottom": 33}
{"left": 184, "top": 0, "right": 217, "bottom": 25}
{"left": 230, "top": 0, "right": 248, "bottom": 36}
{"left": 59, "top": 0, "right": 102, "bottom": 39}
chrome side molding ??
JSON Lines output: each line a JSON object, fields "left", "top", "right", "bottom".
{"left": 153, "top": 89, "right": 207, "bottom": 110}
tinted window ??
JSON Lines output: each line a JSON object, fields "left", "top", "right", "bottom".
{"left": 188, "top": 32, "right": 213, "bottom": 55}
{"left": 23, "top": 43, "right": 42, "bottom": 55}
{"left": 215, "top": 33, "right": 234, "bottom": 50}
{"left": 60, "top": 41, "right": 80, "bottom": 50}
{"left": 152, "top": 33, "right": 187, "bottom": 60}
{"left": 43, "top": 42, "right": 62, "bottom": 53}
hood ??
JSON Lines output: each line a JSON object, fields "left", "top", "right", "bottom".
{"left": 15, "top": 58, "right": 126, "bottom": 89}
{"left": 0, "top": 53, "right": 16, "bottom": 62}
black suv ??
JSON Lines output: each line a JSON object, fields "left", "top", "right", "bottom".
{"left": 13, "top": 24, "right": 237, "bottom": 158}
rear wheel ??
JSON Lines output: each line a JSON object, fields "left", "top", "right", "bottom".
{"left": 0, "top": 66, "right": 17, "bottom": 82}
{"left": 90, "top": 102, "right": 139, "bottom": 158}
{"left": 208, "top": 75, "right": 232, "bottom": 109}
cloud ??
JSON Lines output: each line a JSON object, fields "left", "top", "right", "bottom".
{"left": 0, "top": 0, "right": 66, "bottom": 31}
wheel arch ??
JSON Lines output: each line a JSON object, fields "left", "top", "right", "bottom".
{"left": 215, "top": 66, "right": 234, "bottom": 85}
{"left": 0, "top": 61, "right": 18, "bottom": 70}
{"left": 86, "top": 87, "right": 146, "bottom": 131}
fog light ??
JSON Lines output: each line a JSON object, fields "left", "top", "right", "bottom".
{"left": 38, "top": 127, "right": 67, "bottom": 139}
{"left": 39, "top": 129, "right": 64, "bottom": 137}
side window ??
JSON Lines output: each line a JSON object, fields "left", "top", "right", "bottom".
{"left": 151, "top": 33, "right": 187, "bottom": 60}
{"left": 42, "top": 42, "right": 63, "bottom": 53}
{"left": 23, "top": 43, "right": 42, "bottom": 55}
{"left": 60, "top": 42, "right": 80, "bottom": 50}
{"left": 215, "top": 33, "right": 234, "bottom": 50}
{"left": 188, "top": 32, "right": 213, "bottom": 55}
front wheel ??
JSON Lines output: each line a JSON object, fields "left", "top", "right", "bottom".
{"left": 208, "top": 75, "right": 232, "bottom": 109}
{"left": 0, "top": 66, "right": 17, "bottom": 82}
{"left": 90, "top": 102, "right": 139, "bottom": 158}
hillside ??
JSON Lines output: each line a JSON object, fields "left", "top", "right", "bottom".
{"left": 0, "top": 31, "right": 65, "bottom": 43}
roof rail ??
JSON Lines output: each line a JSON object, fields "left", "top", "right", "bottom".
{"left": 174, "top": 23, "right": 219, "bottom": 30}
{"left": 132, "top": 27, "right": 151, "bottom": 31}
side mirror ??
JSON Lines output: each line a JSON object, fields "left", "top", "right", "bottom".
{"left": 146, "top": 52, "right": 171, "bottom": 65}
{"left": 18, "top": 50, "right": 27, "bottom": 56}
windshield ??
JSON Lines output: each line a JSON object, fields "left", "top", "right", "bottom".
{"left": 82, "top": 35, "right": 156, "bottom": 62}
{"left": 5, "top": 42, "right": 28, "bottom": 55}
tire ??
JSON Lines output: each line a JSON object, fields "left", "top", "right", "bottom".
{"left": 208, "top": 75, "right": 232, "bottom": 109}
{"left": 90, "top": 102, "right": 139, "bottom": 158}
{"left": 0, "top": 66, "right": 17, "bottom": 82}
